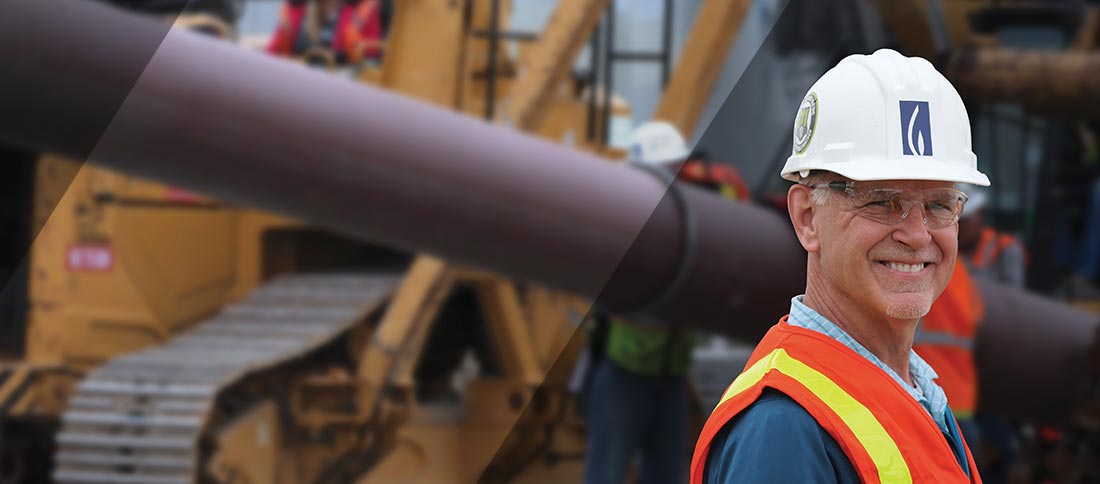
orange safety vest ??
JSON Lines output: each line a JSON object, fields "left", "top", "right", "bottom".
{"left": 342, "top": 0, "right": 383, "bottom": 63}
{"left": 913, "top": 261, "right": 984, "bottom": 417}
{"left": 267, "top": 0, "right": 382, "bottom": 63}
{"left": 690, "top": 319, "right": 981, "bottom": 484}
{"left": 971, "top": 226, "right": 1026, "bottom": 269}
{"left": 677, "top": 161, "right": 750, "bottom": 201}
{"left": 267, "top": 1, "right": 307, "bottom": 56}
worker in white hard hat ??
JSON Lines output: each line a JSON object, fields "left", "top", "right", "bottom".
{"left": 584, "top": 120, "right": 697, "bottom": 484}
{"left": 627, "top": 120, "right": 692, "bottom": 166}
{"left": 691, "top": 49, "right": 987, "bottom": 483}
{"left": 958, "top": 185, "right": 1027, "bottom": 287}
{"left": 952, "top": 183, "right": 1026, "bottom": 477}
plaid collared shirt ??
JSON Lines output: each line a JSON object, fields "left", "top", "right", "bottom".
{"left": 788, "top": 296, "right": 951, "bottom": 433}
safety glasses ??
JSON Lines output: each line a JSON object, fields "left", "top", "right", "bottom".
{"left": 803, "top": 181, "right": 968, "bottom": 229}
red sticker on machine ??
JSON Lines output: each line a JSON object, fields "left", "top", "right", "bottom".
{"left": 67, "top": 244, "right": 114, "bottom": 272}
{"left": 165, "top": 187, "right": 202, "bottom": 203}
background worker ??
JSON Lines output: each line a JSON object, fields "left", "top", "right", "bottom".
{"left": 676, "top": 150, "right": 750, "bottom": 201}
{"left": 584, "top": 121, "right": 694, "bottom": 484}
{"left": 585, "top": 121, "right": 747, "bottom": 484}
{"left": 268, "top": 0, "right": 385, "bottom": 66}
{"left": 958, "top": 186, "right": 1027, "bottom": 287}
{"left": 912, "top": 260, "right": 984, "bottom": 456}
{"left": 692, "top": 49, "right": 986, "bottom": 483}
{"left": 917, "top": 185, "right": 1026, "bottom": 451}
{"left": 953, "top": 185, "right": 1028, "bottom": 483}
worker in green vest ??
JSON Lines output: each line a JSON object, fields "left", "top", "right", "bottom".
{"left": 585, "top": 121, "right": 745, "bottom": 484}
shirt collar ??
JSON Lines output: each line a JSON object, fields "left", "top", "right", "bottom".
{"left": 788, "top": 296, "right": 951, "bottom": 433}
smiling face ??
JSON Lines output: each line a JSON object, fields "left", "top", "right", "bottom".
{"left": 792, "top": 177, "right": 958, "bottom": 322}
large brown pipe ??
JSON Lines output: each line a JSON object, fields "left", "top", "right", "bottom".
{"left": 947, "top": 48, "right": 1100, "bottom": 118}
{"left": 0, "top": 0, "right": 1093, "bottom": 423}
{"left": 976, "top": 281, "right": 1097, "bottom": 421}
{"left": 0, "top": 0, "right": 804, "bottom": 331}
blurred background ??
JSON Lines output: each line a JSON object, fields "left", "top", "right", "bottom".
{"left": 1, "top": 0, "right": 1100, "bottom": 482}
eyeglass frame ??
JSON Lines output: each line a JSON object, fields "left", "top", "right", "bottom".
{"left": 800, "top": 180, "right": 969, "bottom": 229}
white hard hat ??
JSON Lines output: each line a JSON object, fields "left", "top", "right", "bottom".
{"left": 781, "top": 49, "right": 989, "bottom": 186}
{"left": 959, "top": 184, "right": 987, "bottom": 217}
{"left": 628, "top": 121, "right": 690, "bottom": 165}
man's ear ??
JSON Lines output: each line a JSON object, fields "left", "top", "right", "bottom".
{"left": 788, "top": 184, "right": 821, "bottom": 253}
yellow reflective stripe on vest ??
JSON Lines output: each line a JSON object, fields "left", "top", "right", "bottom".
{"left": 718, "top": 349, "right": 913, "bottom": 484}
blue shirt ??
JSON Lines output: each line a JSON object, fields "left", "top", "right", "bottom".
{"left": 703, "top": 297, "right": 971, "bottom": 483}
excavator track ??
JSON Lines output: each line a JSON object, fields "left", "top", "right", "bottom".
{"left": 52, "top": 273, "right": 400, "bottom": 484}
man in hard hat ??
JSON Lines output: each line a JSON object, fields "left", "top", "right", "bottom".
{"left": 691, "top": 49, "right": 985, "bottom": 483}
{"left": 584, "top": 121, "right": 699, "bottom": 484}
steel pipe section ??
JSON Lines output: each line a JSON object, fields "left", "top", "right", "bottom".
{"left": 948, "top": 48, "right": 1100, "bottom": 119}
{"left": 0, "top": 0, "right": 803, "bottom": 330}
{"left": 976, "top": 280, "right": 1098, "bottom": 422}
{"left": 0, "top": 0, "right": 1094, "bottom": 422}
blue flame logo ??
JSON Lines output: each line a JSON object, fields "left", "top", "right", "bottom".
{"left": 900, "top": 100, "right": 933, "bottom": 156}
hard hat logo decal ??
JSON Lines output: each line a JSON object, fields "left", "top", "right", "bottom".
{"left": 793, "top": 93, "right": 818, "bottom": 155}
{"left": 900, "top": 100, "right": 933, "bottom": 156}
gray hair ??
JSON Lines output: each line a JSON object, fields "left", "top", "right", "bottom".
{"left": 798, "top": 171, "right": 836, "bottom": 206}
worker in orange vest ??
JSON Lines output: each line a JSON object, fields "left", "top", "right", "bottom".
{"left": 915, "top": 186, "right": 1025, "bottom": 466}
{"left": 268, "top": 0, "right": 384, "bottom": 66}
{"left": 693, "top": 50, "right": 984, "bottom": 483}
{"left": 676, "top": 150, "right": 750, "bottom": 201}
{"left": 913, "top": 261, "right": 985, "bottom": 456}
{"left": 949, "top": 185, "right": 1027, "bottom": 481}
{"left": 755, "top": 185, "right": 989, "bottom": 455}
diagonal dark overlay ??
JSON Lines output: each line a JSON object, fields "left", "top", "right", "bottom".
{"left": 474, "top": 0, "right": 828, "bottom": 481}
{"left": 1, "top": 1, "right": 1090, "bottom": 481}
{"left": 0, "top": 0, "right": 189, "bottom": 357}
